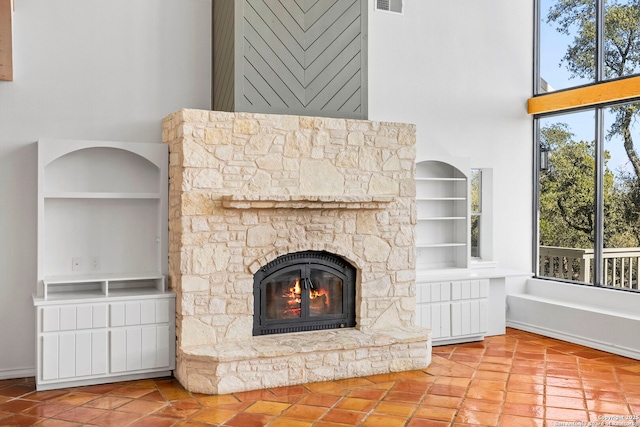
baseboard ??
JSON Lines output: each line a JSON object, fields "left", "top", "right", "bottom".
{"left": 0, "top": 367, "right": 36, "bottom": 380}
{"left": 506, "top": 319, "right": 640, "bottom": 360}
{"left": 506, "top": 279, "right": 640, "bottom": 361}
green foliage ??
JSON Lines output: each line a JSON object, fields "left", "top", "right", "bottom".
{"left": 542, "top": 0, "right": 640, "bottom": 249}
{"left": 547, "top": 0, "right": 640, "bottom": 179}
{"left": 547, "top": 0, "right": 640, "bottom": 79}
{"left": 540, "top": 124, "right": 596, "bottom": 248}
{"left": 540, "top": 123, "right": 640, "bottom": 248}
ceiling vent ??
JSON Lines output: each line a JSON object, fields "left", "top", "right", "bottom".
{"left": 376, "top": 0, "right": 402, "bottom": 14}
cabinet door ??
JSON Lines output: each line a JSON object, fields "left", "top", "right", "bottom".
{"left": 110, "top": 329, "right": 127, "bottom": 373}
{"left": 41, "top": 335, "right": 59, "bottom": 380}
{"left": 58, "top": 333, "right": 76, "bottom": 378}
{"left": 110, "top": 325, "right": 170, "bottom": 373}
{"left": 41, "top": 330, "right": 108, "bottom": 380}
{"left": 78, "top": 330, "right": 108, "bottom": 376}
{"left": 155, "top": 325, "right": 170, "bottom": 368}
{"left": 91, "top": 330, "right": 108, "bottom": 375}
{"left": 141, "top": 326, "right": 170, "bottom": 369}
{"left": 75, "top": 331, "right": 91, "bottom": 377}
{"left": 417, "top": 302, "right": 451, "bottom": 339}
{"left": 451, "top": 300, "right": 489, "bottom": 337}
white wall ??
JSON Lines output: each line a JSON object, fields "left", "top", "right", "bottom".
{"left": 0, "top": 0, "right": 534, "bottom": 378}
{"left": 0, "top": 0, "right": 211, "bottom": 378}
{"left": 367, "top": 1, "right": 534, "bottom": 271}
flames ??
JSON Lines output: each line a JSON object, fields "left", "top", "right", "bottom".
{"left": 281, "top": 278, "right": 329, "bottom": 317}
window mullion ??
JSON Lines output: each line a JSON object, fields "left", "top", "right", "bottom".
{"left": 596, "top": 0, "right": 604, "bottom": 82}
{"left": 533, "top": 0, "right": 541, "bottom": 95}
{"left": 594, "top": 107, "right": 605, "bottom": 286}
{"left": 533, "top": 119, "right": 542, "bottom": 276}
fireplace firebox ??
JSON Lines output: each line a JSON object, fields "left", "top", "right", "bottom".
{"left": 253, "top": 251, "right": 356, "bottom": 336}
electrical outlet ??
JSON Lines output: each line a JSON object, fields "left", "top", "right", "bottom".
{"left": 91, "top": 256, "right": 100, "bottom": 270}
{"left": 72, "top": 257, "right": 82, "bottom": 271}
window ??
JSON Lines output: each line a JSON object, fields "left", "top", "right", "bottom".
{"left": 470, "top": 169, "right": 482, "bottom": 258}
{"left": 537, "top": 0, "right": 640, "bottom": 94}
{"left": 538, "top": 111, "right": 597, "bottom": 283}
{"left": 535, "top": 0, "right": 640, "bottom": 289}
{"left": 469, "top": 168, "right": 494, "bottom": 264}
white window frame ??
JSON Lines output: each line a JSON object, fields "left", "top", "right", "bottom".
{"left": 470, "top": 168, "right": 494, "bottom": 267}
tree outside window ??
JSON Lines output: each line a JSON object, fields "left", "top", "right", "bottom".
{"left": 537, "top": 0, "right": 640, "bottom": 288}
{"left": 470, "top": 169, "right": 482, "bottom": 259}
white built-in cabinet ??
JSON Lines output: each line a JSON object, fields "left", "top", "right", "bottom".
{"left": 32, "top": 139, "right": 175, "bottom": 390}
{"left": 415, "top": 161, "right": 468, "bottom": 270}
{"left": 416, "top": 279, "right": 489, "bottom": 345}
{"left": 415, "top": 160, "right": 493, "bottom": 345}
{"left": 414, "top": 160, "right": 529, "bottom": 345}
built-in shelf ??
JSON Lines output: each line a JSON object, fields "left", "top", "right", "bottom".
{"left": 35, "top": 273, "right": 165, "bottom": 302}
{"left": 416, "top": 160, "right": 469, "bottom": 270}
{"left": 34, "top": 139, "right": 174, "bottom": 390}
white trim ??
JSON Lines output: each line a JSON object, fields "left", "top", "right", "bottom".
{"left": 507, "top": 278, "right": 640, "bottom": 360}
{"left": 35, "top": 371, "right": 172, "bottom": 391}
{"left": 0, "top": 367, "right": 35, "bottom": 380}
{"left": 507, "top": 320, "right": 640, "bottom": 360}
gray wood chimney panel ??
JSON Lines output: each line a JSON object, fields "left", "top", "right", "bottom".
{"left": 213, "top": 0, "right": 367, "bottom": 119}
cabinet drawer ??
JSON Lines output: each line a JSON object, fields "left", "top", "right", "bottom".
{"left": 110, "top": 300, "right": 170, "bottom": 327}
{"left": 41, "top": 304, "right": 108, "bottom": 332}
{"left": 451, "top": 280, "right": 489, "bottom": 300}
{"left": 416, "top": 282, "right": 451, "bottom": 303}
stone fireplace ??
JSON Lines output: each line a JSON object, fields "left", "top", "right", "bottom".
{"left": 162, "top": 109, "right": 431, "bottom": 394}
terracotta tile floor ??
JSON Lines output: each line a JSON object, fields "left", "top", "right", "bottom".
{"left": 2, "top": 328, "right": 640, "bottom": 426}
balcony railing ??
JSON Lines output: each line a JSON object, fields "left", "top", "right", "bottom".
{"left": 539, "top": 246, "right": 640, "bottom": 289}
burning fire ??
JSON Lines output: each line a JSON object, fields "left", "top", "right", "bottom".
{"left": 281, "top": 278, "right": 329, "bottom": 317}
{"left": 287, "top": 279, "right": 302, "bottom": 304}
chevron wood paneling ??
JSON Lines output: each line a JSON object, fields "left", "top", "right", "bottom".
{"left": 239, "top": 0, "right": 366, "bottom": 119}
{"left": 213, "top": 0, "right": 235, "bottom": 111}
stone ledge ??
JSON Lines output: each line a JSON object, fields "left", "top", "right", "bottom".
{"left": 182, "top": 326, "right": 430, "bottom": 361}
{"left": 177, "top": 327, "right": 432, "bottom": 395}
{"left": 221, "top": 195, "right": 395, "bottom": 210}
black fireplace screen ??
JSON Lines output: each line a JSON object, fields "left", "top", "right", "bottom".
{"left": 253, "top": 251, "right": 356, "bottom": 335}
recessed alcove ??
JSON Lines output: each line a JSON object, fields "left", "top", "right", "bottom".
{"left": 33, "top": 139, "right": 174, "bottom": 391}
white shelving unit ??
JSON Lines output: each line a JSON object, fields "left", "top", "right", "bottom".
{"left": 413, "top": 160, "right": 528, "bottom": 346}
{"left": 415, "top": 161, "right": 469, "bottom": 270}
{"left": 33, "top": 139, "right": 175, "bottom": 390}
{"left": 41, "top": 273, "right": 166, "bottom": 301}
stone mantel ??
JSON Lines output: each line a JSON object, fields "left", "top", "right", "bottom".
{"left": 221, "top": 194, "right": 395, "bottom": 209}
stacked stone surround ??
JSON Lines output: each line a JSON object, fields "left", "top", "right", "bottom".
{"left": 162, "top": 109, "right": 431, "bottom": 394}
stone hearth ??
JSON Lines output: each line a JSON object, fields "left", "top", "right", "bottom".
{"left": 162, "top": 109, "right": 431, "bottom": 394}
